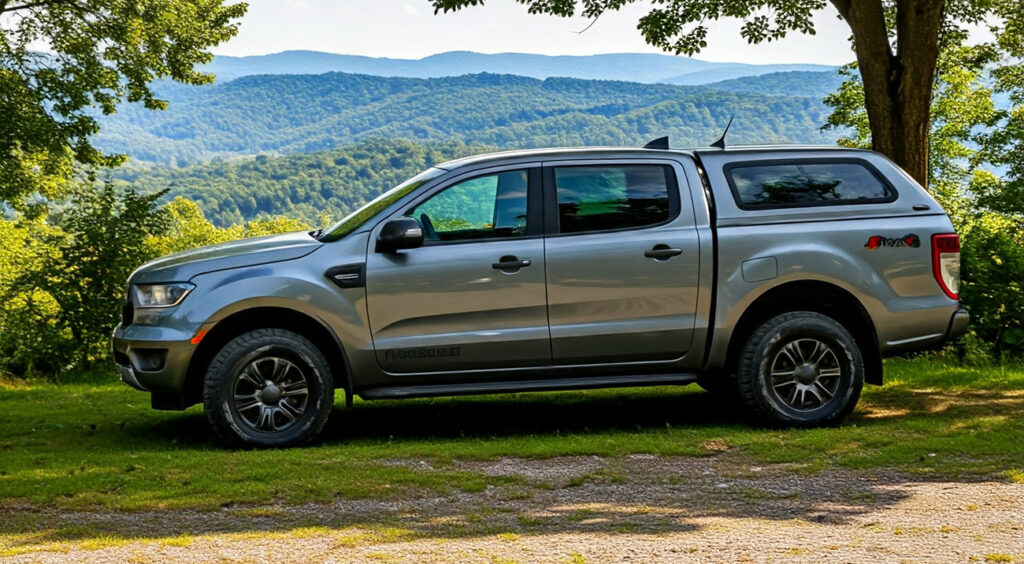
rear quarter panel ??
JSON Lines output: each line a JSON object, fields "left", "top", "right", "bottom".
{"left": 696, "top": 148, "right": 960, "bottom": 366}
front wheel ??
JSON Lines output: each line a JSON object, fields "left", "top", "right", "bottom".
{"left": 203, "top": 328, "right": 334, "bottom": 447}
{"left": 737, "top": 312, "right": 863, "bottom": 427}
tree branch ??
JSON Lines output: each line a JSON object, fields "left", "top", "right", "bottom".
{"left": 1, "top": 0, "right": 76, "bottom": 13}
{"left": 575, "top": 15, "right": 601, "bottom": 34}
{"left": 829, "top": 0, "right": 851, "bottom": 23}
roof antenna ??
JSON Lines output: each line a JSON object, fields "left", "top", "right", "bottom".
{"left": 643, "top": 136, "right": 669, "bottom": 150}
{"left": 710, "top": 116, "right": 734, "bottom": 149}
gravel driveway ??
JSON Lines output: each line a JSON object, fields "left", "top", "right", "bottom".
{"left": 2, "top": 454, "right": 1021, "bottom": 563}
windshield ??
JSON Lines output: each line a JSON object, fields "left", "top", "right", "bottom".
{"left": 318, "top": 167, "right": 446, "bottom": 242}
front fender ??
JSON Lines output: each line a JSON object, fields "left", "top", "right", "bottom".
{"left": 187, "top": 265, "right": 372, "bottom": 365}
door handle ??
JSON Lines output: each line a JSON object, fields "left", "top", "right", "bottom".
{"left": 492, "top": 255, "right": 532, "bottom": 270}
{"left": 644, "top": 245, "right": 683, "bottom": 260}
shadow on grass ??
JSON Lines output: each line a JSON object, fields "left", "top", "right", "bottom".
{"left": 0, "top": 448, "right": 916, "bottom": 551}
{"left": 328, "top": 387, "right": 745, "bottom": 441}
{"left": 140, "top": 386, "right": 741, "bottom": 446}
{"left": 143, "top": 379, "right": 1024, "bottom": 445}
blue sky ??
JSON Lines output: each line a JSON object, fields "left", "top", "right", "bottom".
{"left": 210, "top": 0, "right": 857, "bottom": 65}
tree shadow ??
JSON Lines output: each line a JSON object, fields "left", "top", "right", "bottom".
{"left": 0, "top": 451, "right": 917, "bottom": 549}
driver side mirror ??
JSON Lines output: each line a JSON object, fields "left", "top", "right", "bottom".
{"left": 376, "top": 216, "right": 424, "bottom": 253}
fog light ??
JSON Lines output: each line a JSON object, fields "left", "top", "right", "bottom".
{"left": 129, "top": 349, "right": 168, "bottom": 373}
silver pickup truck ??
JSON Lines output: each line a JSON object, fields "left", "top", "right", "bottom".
{"left": 113, "top": 143, "right": 969, "bottom": 447}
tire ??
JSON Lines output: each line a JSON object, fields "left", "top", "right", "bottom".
{"left": 737, "top": 311, "right": 863, "bottom": 427}
{"left": 203, "top": 328, "right": 334, "bottom": 447}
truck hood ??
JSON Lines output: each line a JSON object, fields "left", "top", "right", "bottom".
{"left": 130, "top": 231, "right": 323, "bottom": 284}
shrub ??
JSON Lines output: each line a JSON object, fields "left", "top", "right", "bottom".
{"left": 0, "top": 187, "right": 306, "bottom": 380}
{"left": 956, "top": 210, "right": 1024, "bottom": 360}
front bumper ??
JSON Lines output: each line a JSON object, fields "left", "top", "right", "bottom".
{"left": 111, "top": 323, "right": 198, "bottom": 394}
{"left": 118, "top": 363, "right": 148, "bottom": 391}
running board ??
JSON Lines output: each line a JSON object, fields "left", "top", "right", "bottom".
{"left": 359, "top": 373, "right": 699, "bottom": 400}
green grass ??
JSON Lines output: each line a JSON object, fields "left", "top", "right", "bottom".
{"left": 0, "top": 358, "right": 1021, "bottom": 512}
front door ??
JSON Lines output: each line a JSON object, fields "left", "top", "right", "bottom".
{"left": 543, "top": 161, "right": 701, "bottom": 365}
{"left": 365, "top": 166, "right": 549, "bottom": 374}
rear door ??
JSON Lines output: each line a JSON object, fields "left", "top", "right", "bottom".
{"left": 365, "top": 165, "right": 550, "bottom": 374}
{"left": 542, "top": 160, "right": 701, "bottom": 365}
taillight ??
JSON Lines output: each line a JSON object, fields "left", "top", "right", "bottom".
{"left": 932, "top": 233, "right": 961, "bottom": 300}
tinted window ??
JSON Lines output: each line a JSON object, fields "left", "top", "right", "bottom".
{"left": 727, "top": 161, "right": 895, "bottom": 208}
{"left": 554, "top": 165, "right": 673, "bottom": 234}
{"left": 410, "top": 170, "right": 529, "bottom": 243}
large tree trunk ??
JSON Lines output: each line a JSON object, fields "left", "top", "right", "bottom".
{"left": 830, "top": 0, "right": 945, "bottom": 190}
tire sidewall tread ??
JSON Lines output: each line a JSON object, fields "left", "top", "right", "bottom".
{"left": 737, "top": 311, "right": 864, "bottom": 427}
{"left": 202, "top": 328, "right": 333, "bottom": 447}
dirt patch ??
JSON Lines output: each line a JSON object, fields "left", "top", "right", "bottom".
{"left": 454, "top": 455, "right": 605, "bottom": 487}
{"left": 2, "top": 455, "right": 1022, "bottom": 563}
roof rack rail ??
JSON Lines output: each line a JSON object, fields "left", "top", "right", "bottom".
{"left": 642, "top": 136, "right": 669, "bottom": 150}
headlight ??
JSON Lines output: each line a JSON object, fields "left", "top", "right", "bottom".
{"left": 133, "top": 283, "right": 195, "bottom": 308}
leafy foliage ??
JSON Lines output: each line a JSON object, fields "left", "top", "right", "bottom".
{"left": 1, "top": 183, "right": 168, "bottom": 376}
{"left": 976, "top": 3, "right": 1024, "bottom": 216}
{"left": 431, "top": 0, "right": 824, "bottom": 57}
{"left": 0, "top": 0, "right": 247, "bottom": 206}
{"left": 957, "top": 208, "right": 1024, "bottom": 359}
{"left": 0, "top": 184, "right": 302, "bottom": 379}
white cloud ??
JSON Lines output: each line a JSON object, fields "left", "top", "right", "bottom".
{"left": 403, "top": 3, "right": 418, "bottom": 16}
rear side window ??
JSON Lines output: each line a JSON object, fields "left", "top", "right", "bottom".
{"left": 726, "top": 160, "right": 897, "bottom": 209}
{"left": 553, "top": 165, "right": 676, "bottom": 234}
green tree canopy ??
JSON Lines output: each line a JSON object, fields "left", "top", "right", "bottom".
{"left": 431, "top": 0, "right": 1018, "bottom": 190}
{"left": 0, "top": 0, "right": 247, "bottom": 206}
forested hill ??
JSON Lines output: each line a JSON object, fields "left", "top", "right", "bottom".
{"left": 698, "top": 71, "right": 846, "bottom": 98}
{"left": 119, "top": 139, "right": 490, "bottom": 227}
{"left": 96, "top": 71, "right": 839, "bottom": 166}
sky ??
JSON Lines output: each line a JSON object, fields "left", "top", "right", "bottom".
{"left": 209, "top": 0, "right": 857, "bottom": 65}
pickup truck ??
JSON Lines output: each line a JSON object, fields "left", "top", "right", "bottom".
{"left": 113, "top": 143, "right": 969, "bottom": 447}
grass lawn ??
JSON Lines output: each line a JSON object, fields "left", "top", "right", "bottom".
{"left": 0, "top": 358, "right": 1021, "bottom": 512}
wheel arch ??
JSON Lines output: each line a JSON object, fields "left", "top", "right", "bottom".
{"left": 723, "top": 280, "right": 883, "bottom": 385}
{"left": 182, "top": 306, "right": 353, "bottom": 407}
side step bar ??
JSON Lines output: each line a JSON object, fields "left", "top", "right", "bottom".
{"left": 359, "top": 373, "right": 699, "bottom": 400}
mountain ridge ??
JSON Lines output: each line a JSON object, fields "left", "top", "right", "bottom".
{"left": 202, "top": 50, "right": 837, "bottom": 85}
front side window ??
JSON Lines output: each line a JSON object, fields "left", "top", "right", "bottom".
{"left": 554, "top": 165, "right": 674, "bottom": 234}
{"left": 409, "top": 169, "right": 529, "bottom": 243}
{"left": 727, "top": 160, "right": 897, "bottom": 209}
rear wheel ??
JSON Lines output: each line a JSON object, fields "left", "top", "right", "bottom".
{"left": 203, "top": 328, "right": 333, "bottom": 447}
{"left": 737, "top": 312, "right": 863, "bottom": 427}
